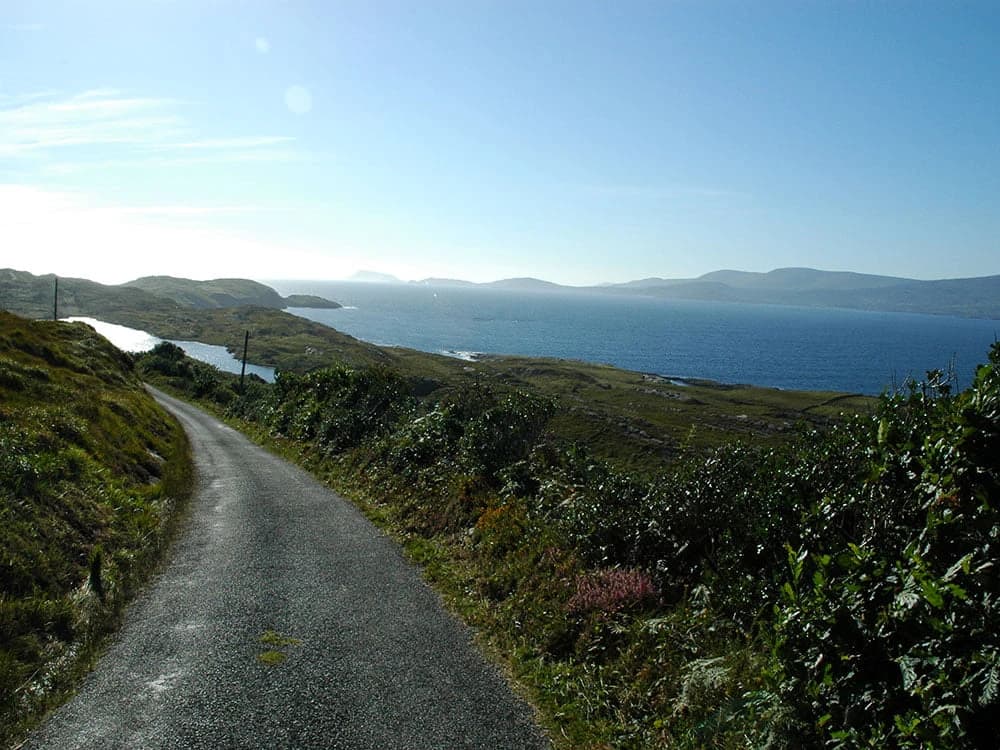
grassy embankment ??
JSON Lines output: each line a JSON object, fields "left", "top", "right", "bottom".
{"left": 143, "top": 340, "right": 998, "bottom": 748}
{"left": 0, "top": 312, "right": 192, "bottom": 746}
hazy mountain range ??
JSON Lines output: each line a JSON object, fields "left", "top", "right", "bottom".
{"left": 4, "top": 267, "right": 999, "bottom": 321}
{"left": 352, "top": 267, "right": 1000, "bottom": 320}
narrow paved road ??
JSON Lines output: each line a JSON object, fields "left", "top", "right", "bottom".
{"left": 27, "top": 388, "right": 549, "bottom": 749}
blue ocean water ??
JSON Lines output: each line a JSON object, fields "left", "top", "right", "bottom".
{"left": 269, "top": 282, "right": 1000, "bottom": 395}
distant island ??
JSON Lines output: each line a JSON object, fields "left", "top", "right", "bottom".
{"left": 347, "top": 270, "right": 403, "bottom": 284}
{"left": 401, "top": 267, "right": 1000, "bottom": 320}
{"left": 0, "top": 269, "right": 341, "bottom": 319}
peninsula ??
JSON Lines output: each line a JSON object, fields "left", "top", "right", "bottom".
{"left": 0, "top": 269, "right": 340, "bottom": 320}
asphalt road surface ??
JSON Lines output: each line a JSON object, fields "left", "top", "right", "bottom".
{"left": 26, "top": 388, "right": 549, "bottom": 749}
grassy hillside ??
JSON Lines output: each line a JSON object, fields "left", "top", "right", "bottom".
{"left": 124, "top": 275, "right": 289, "bottom": 308}
{"left": 1, "top": 268, "right": 181, "bottom": 320}
{"left": 104, "top": 305, "right": 394, "bottom": 369}
{"left": 0, "top": 311, "right": 192, "bottom": 746}
{"left": 0, "top": 269, "right": 339, "bottom": 323}
{"left": 124, "top": 275, "right": 341, "bottom": 310}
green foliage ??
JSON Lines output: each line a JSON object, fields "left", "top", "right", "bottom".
{"left": 248, "top": 365, "right": 415, "bottom": 453}
{"left": 140, "top": 341, "right": 190, "bottom": 377}
{"left": 136, "top": 341, "right": 242, "bottom": 403}
{"left": 771, "top": 350, "right": 1000, "bottom": 749}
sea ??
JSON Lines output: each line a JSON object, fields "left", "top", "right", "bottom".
{"left": 268, "top": 281, "right": 1000, "bottom": 396}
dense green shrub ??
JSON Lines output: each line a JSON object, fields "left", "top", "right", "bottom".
{"left": 771, "top": 349, "right": 1000, "bottom": 748}
{"left": 254, "top": 365, "right": 415, "bottom": 453}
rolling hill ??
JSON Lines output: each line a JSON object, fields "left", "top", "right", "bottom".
{"left": 399, "top": 267, "right": 1000, "bottom": 318}
{"left": 0, "top": 270, "right": 339, "bottom": 320}
{"left": 610, "top": 268, "right": 1000, "bottom": 318}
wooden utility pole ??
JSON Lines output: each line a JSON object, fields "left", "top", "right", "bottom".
{"left": 53, "top": 276, "right": 59, "bottom": 321}
{"left": 239, "top": 330, "right": 250, "bottom": 393}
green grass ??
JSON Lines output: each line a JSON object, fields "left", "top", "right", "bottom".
{"left": 257, "top": 651, "right": 287, "bottom": 666}
{"left": 259, "top": 630, "right": 302, "bottom": 648}
{"left": 257, "top": 630, "right": 301, "bottom": 666}
{"left": 0, "top": 311, "right": 193, "bottom": 747}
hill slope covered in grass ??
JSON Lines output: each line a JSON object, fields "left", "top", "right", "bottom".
{"left": 123, "top": 275, "right": 340, "bottom": 309}
{"left": 0, "top": 312, "right": 192, "bottom": 746}
{"left": 0, "top": 268, "right": 339, "bottom": 321}
{"left": 1, "top": 268, "right": 180, "bottom": 319}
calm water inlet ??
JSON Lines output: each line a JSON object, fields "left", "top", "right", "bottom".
{"left": 66, "top": 318, "right": 276, "bottom": 383}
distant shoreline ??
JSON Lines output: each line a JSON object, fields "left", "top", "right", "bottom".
{"left": 276, "top": 267, "right": 1000, "bottom": 320}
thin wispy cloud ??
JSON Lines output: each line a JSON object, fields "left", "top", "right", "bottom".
{"left": 111, "top": 204, "right": 273, "bottom": 218}
{"left": 38, "top": 150, "right": 303, "bottom": 178}
{"left": 0, "top": 90, "right": 187, "bottom": 156}
{"left": 72, "top": 88, "right": 122, "bottom": 100}
{"left": 169, "top": 136, "right": 295, "bottom": 151}
{"left": 0, "top": 90, "right": 61, "bottom": 105}
{"left": 0, "top": 89, "right": 297, "bottom": 166}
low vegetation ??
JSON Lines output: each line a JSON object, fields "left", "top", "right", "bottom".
{"left": 138, "top": 332, "right": 999, "bottom": 748}
{"left": 0, "top": 312, "right": 192, "bottom": 746}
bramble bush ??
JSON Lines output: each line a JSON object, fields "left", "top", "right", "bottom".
{"left": 246, "top": 365, "right": 415, "bottom": 453}
{"left": 771, "top": 347, "right": 1000, "bottom": 748}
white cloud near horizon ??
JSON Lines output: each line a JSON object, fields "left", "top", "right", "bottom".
{"left": 1, "top": 185, "right": 350, "bottom": 283}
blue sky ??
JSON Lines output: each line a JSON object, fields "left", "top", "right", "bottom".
{"left": 2, "top": 1, "right": 998, "bottom": 285}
